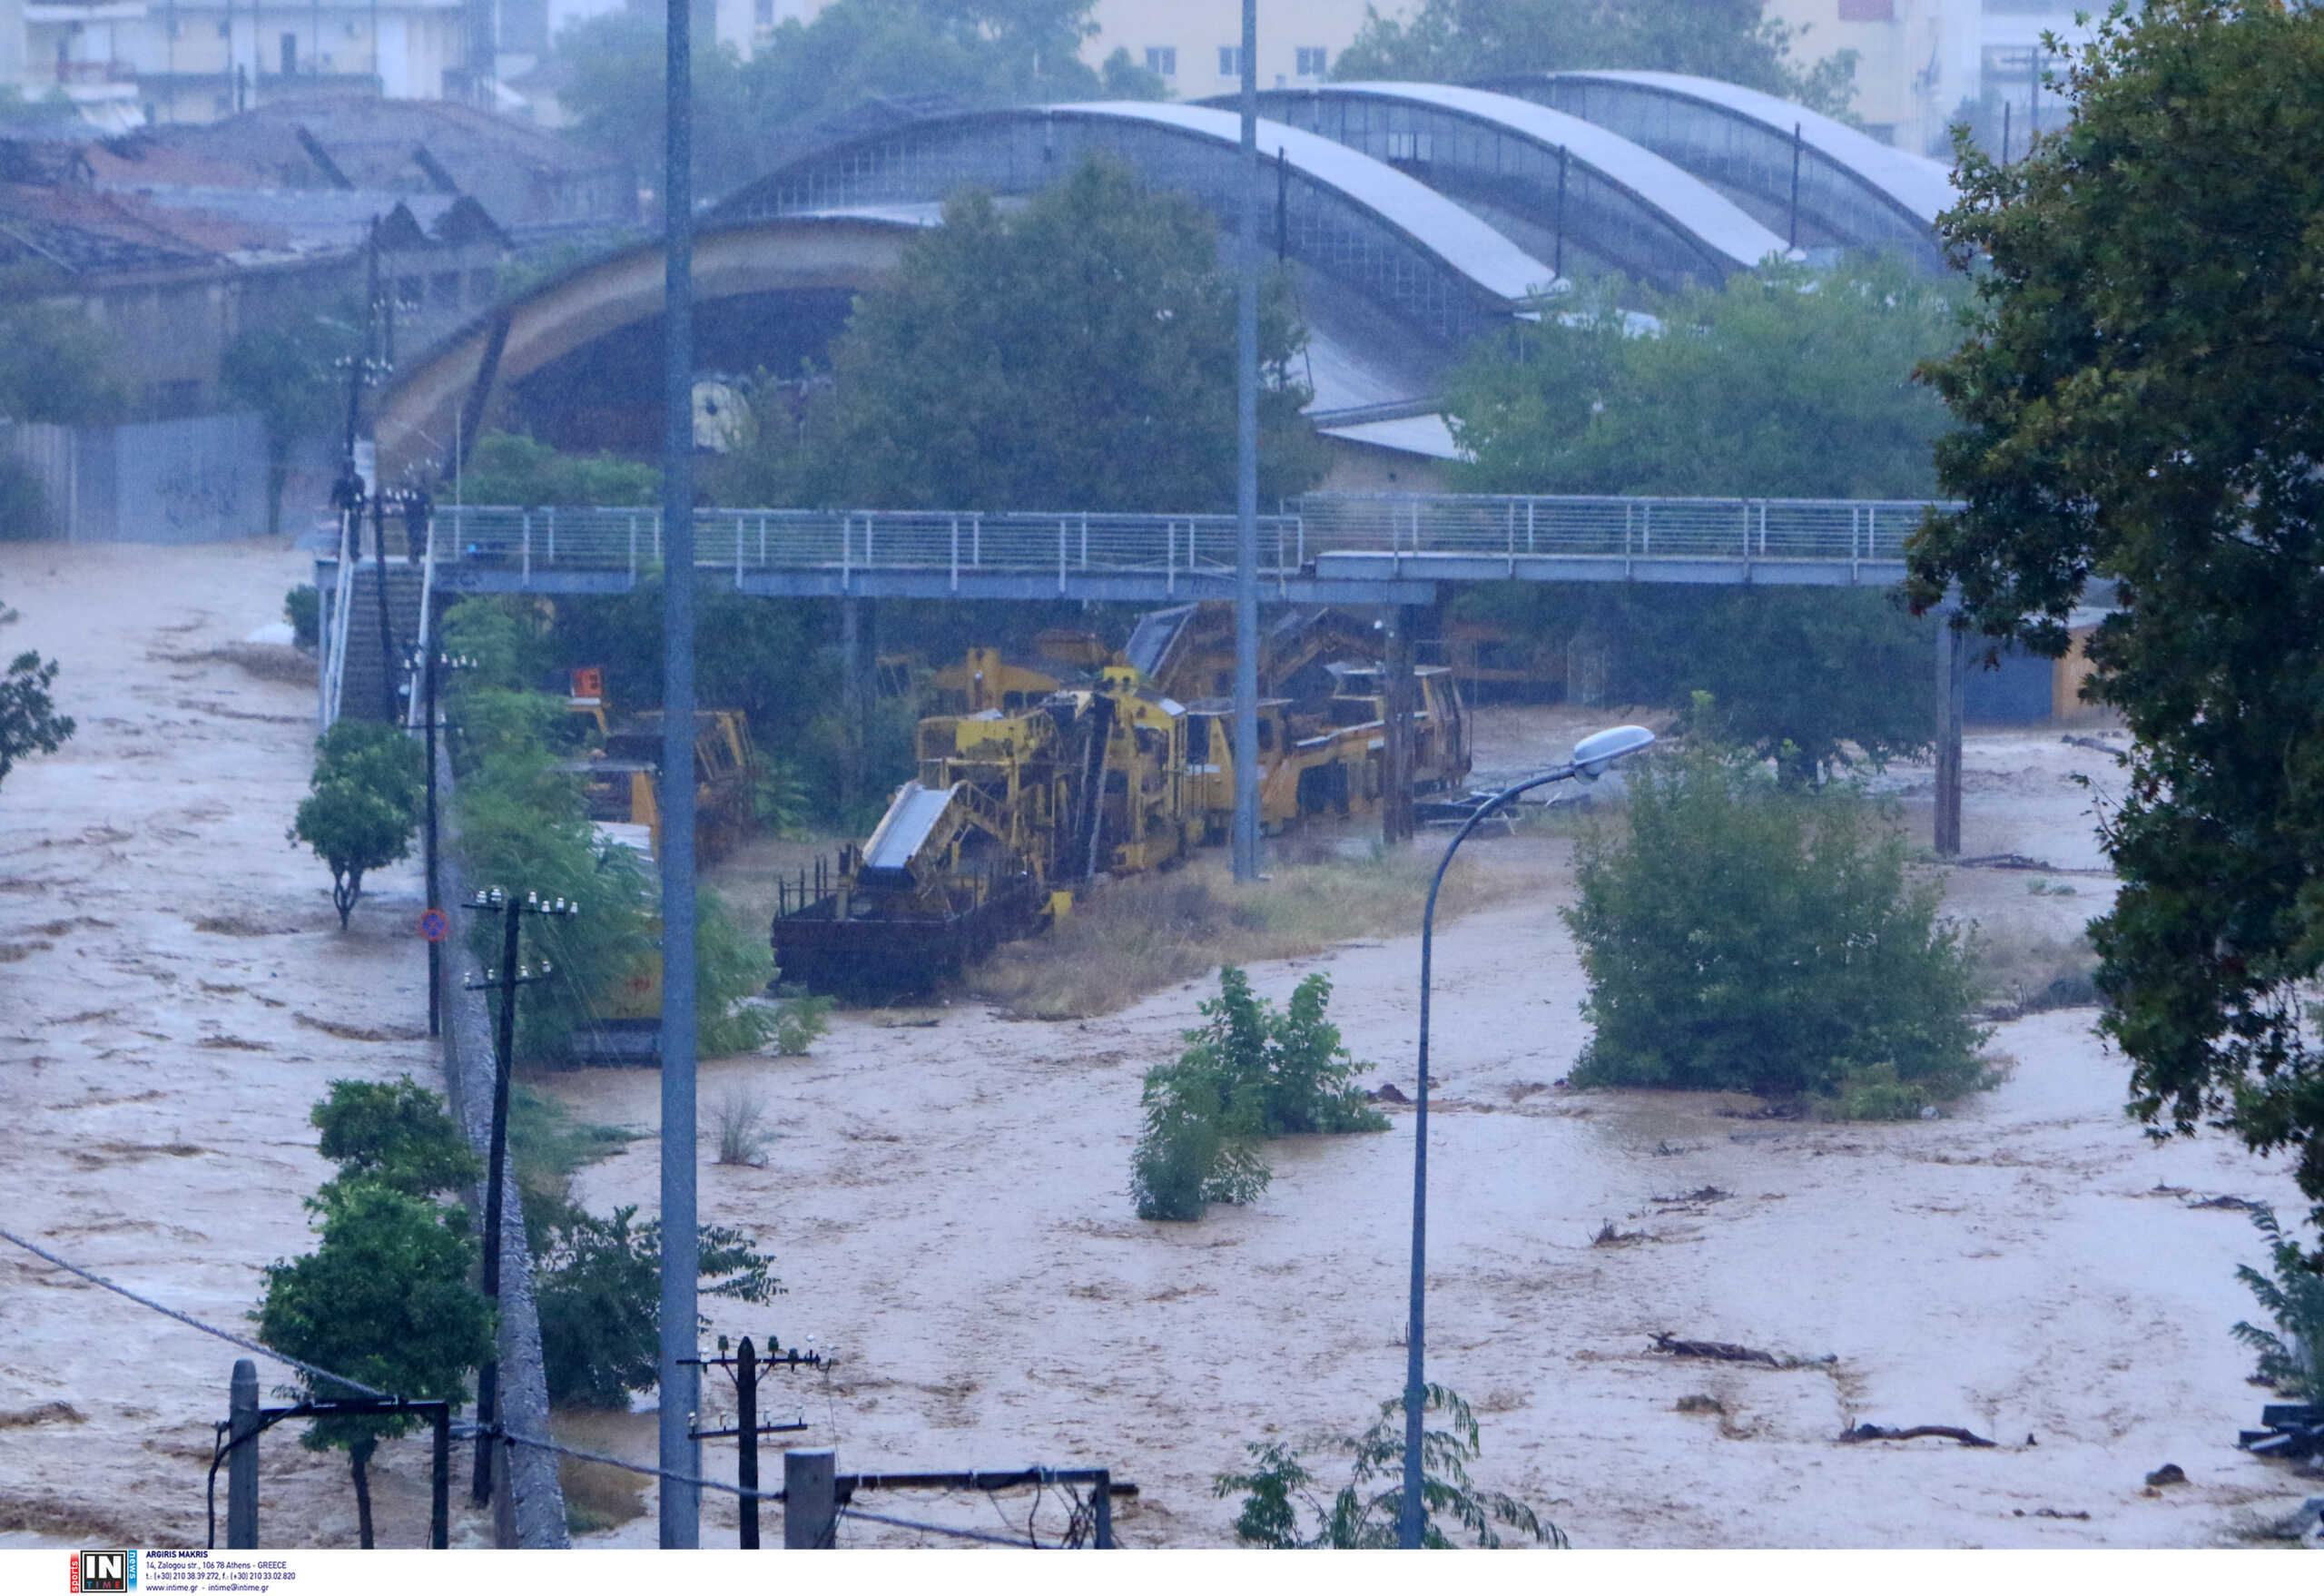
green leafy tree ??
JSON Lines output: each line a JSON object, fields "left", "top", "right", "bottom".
{"left": 221, "top": 304, "right": 362, "bottom": 537}
{"left": 1565, "top": 739, "right": 1989, "bottom": 1113}
{"left": 255, "top": 1181, "right": 494, "bottom": 1548}
{"left": 1335, "top": 0, "right": 1857, "bottom": 119}
{"left": 0, "top": 303, "right": 125, "bottom": 425}
{"left": 1215, "top": 1384, "right": 1560, "bottom": 1549}
{"left": 1, "top": 602, "right": 74, "bottom": 791}
{"left": 1132, "top": 966, "right": 1384, "bottom": 1221}
{"left": 459, "top": 431, "right": 660, "bottom": 508}
{"left": 1903, "top": 0, "right": 2324, "bottom": 1247}
{"left": 554, "top": 0, "right": 1104, "bottom": 201}
{"left": 311, "top": 1077, "right": 482, "bottom": 1198}
{"left": 1448, "top": 257, "right": 1961, "bottom": 500}
{"left": 533, "top": 1204, "right": 781, "bottom": 1407}
{"left": 786, "top": 156, "right": 1325, "bottom": 513}
{"left": 290, "top": 721, "right": 424, "bottom": 929}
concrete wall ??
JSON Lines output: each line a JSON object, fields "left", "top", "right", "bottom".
{"left": 1, "top": 411, "right": 269, "bottom": 542}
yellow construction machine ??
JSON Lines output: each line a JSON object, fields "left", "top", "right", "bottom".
{"left": 558, "top": 669, "right": 762, "bottom": 864}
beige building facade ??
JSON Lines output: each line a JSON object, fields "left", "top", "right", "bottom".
{"left": 1079, "top": 0, "right": 1411, "bottom": 95}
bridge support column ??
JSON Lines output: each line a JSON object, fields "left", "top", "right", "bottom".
{"left": 1935, "top": 616, "right": 1965, "bottom": 857}
{"left": 840, "top": 596, "right": 874, "bottom": 818}
{"left": 1382, "top": 606, "right": 1417, "bottom": 845}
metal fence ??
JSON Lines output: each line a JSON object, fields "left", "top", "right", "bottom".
{"left": 428, "top": 492, "right": 1943, "bottom": 584}
{"left": 1, "top": 412, "right": 268, "bottom": 544}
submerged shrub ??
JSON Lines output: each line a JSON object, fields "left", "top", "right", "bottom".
{"left": 1565, "top": 742, "right": 1992, "bottom": 1113}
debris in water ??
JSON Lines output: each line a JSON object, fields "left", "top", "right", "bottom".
{"left": 2184, "top": 1194, "right": 2259, "bottom": 1211}
{"left": 1651, "top": 1333, "right": 1835, "bottom": 1370}
{"left": 1593, "top": 1220, "right": 1649, "bottom": 1248}
{"left": 1371, "top": 1082, "right": 1411, "bottom": 1105}
{"left": 1839, "top": 1424, "right": 1997, "bottom": 1448}
{"left": 2144, "top": 1463, "right": 2187, "bottom": 1487}
{"left": 1674, "top": 1394, "right": 1724, "bottom": 1415}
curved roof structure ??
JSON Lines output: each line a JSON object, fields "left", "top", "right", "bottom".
{"left": 376, "top": 212, "right": 926, "bottom": 480}
{"left": 710, "top": 102, "right": 1553, "bottom": 348}
{"left": 1212, "top": 83, "right": 1787, "bottom": 290}
{"left": 1473, "top": 70, "right": 1955, "bottom": 269}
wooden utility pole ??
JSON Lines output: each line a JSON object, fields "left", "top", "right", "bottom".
{"left": 1382, "top": 607, "right": 1417, "bottom": 844}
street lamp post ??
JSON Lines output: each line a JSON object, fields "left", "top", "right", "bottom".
{"left": 1398, "top": 724, "right": 1655, "bottom": 1549}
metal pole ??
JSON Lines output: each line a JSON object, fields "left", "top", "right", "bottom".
{"left": 1403, "top": 764, "right": 1579, "bottom": 1548}
{"left": 227, "top": 1359, "right": 258, "bottom": 1550}
{"left": 737, "top": 1336, "right": 760, "bottom": 1549}
{"left": 1553, "top": 145, "right": 1567, "bottom": 280}
{"left": 1787, "top": 123, "right": 1803, "bottom": 252}
{"left": 1092, "top": 1468, "right": 1112, "bottom": 1549}
{"left": 1935, "top": 615, "right": 1965, "bottom": 856}
{"left": 658, "top": 0, "right": 703, "bottom": 1547}
{"left": 1231, "top": 0, "right": 1261, "bottom": 883}
{"left": 783, "top": 1448, "right": 836, "bottom": 1550}
{"left": 425, "top": 649, "right": 439, "bottom": 1036}
{"left": 429, "top": 1404, "right": 449, "bottom": 1550}
{"left": 472, "top": 899, "right": 520, "bottom": 1508}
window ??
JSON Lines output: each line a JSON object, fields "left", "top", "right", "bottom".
{"left": 1837, "top": 0, "right": 1894, "bottom": 17}
{"left": 280, "top": 32, "right": 296, "bottom": 74}
{"left": 753, "top": 0, "right": 773, "bottom": 25}
{"left": 1383, "top": 131, "right": 1433, "bottom": 163}
{"left": 1217, "top": 44, "right": 1241, "bottom": 77}
{"left": 430, "top": 270, "right": 460, "bottom": 305}
{"left": 1145, "top": 44, "right": 1175, "bottom": 77}
{"left": 1295, "top": 45, "right": 1326, "bottom": 77}
{"left": 216, "top": 19, "right": 229, "bottom": 37}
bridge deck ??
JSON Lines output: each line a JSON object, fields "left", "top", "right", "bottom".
{"left": 356, "top": 495, "right": 1935, "bottom": 605}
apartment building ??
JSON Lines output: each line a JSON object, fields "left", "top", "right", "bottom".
{"left": 1081, "top": 0, "right": 1405, "bottom": 94}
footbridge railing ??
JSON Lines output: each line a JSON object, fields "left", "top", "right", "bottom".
{"left": 424, "top": 493, "right": 1944, "bottom": 586}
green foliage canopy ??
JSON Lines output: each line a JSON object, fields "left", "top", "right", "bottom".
{"left": 776, "top": 157, "right": 1324, "bottom": 513}
{"left": 290, "top": 720, "right": 423, "bottom": 930}
{"left": 0, "top": 303, "right": 125, "bottom": 425}
{"left": 311, "top": 1076, "right": 482, "bottom": 1198}
{"left": 2232, "top": 1204, "right": 2324, "bottom": 1403}
{"left": 0, "top": 602, "right": 74, "bottom": 790}
{"left": 1215, "top": 1384, "right": 1559, "bottom": 1549}
{"left": 1565, "top": 741, "right": 1989, "bottom": 1113}
{"left": 1334, "top": 0, "right": 1857, "bottom": 119}
{"left": 1131, "top": 966, "right": 1384, "bottom": 1221}
{"left": 1902, "top": 0, "right": 2324, "bottom": 1245}
{"left": 459, "top": 431, "right": 659, "bottom": 508}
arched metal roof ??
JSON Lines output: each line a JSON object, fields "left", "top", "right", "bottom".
{"left": 1474, "top": 70, "right": 1955, "bottom": 269}
{"left": 710, "top": 102, "right": 1554, "bottom": 348}
{"left": 1212, "top": 82, "right": 1787, "bottom": 290}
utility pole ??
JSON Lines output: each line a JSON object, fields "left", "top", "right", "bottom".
{"left": 1231, "top": 0, "right": 1261, "bottom": 883}
{"left": 683, "top": 1337, "right": 822, "bottom": 1548}
{"left": 461, "top": 887, "right": 576, "bottom": 1509}
{"left": 659, "top": 0, "right": 703, "bottom": 1547}
{"left": 227, "top": 1359, "right": 258, "bottom": 1549}
{"left": 408, "top": 642, "right": 469, "bottom": 1037}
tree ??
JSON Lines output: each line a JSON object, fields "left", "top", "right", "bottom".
{"left": 1334, "top": 0, "right": 1858, "bottom": 120}
{"left": 553, "top": 0, "right": 1105, "bottom": 202}
{"left": 1, "top": 602, "right": 74, "bottom": 792}
{"left": 1446, "top": 257, "right": 1963, "bottom": 501}
{"left": 290, "top": 722, "right": 423, "bottom": 930}
{"left": 532, "top": 1205, "right": 780, "bottom": 1408}
{"left": 2232, "top": 1205, "right": 2324, "bottom": 1403}
{"left": 458, "top": 431, "right": 659, "bottom": 509}
{"left": 311, "top": 1077, "right": 482, "bottom": 1198}
{"left": 785, "top": 156, "right": 1324, "bottom": 513}
{"left": 0, "top": 303, "right": 125, "bottom": 426}
{"left": 1902, "top": 1, "right": 2324, "bottom": 1247}
{"left": 255, "top": 1180, "right": 494, "bottom": 1548}
{"left": 221, "top": 303, "right": 361, "bottom": 537}
{"left": 1131, "top": 967, "right": 1384, "bottom": 1221}
{"left": 1214, "top": 1384, "right": 1560, "bottom": 1549}
{"left": 1564, "top": 738, "right": 1990, "bottom": 1115}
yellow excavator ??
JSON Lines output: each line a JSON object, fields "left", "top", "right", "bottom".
{"left": 558, "top": 669, "right": 761, "bottom": 864}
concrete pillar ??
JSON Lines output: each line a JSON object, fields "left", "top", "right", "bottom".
{"left": 783, "top": 1448, "right": 836, "bottom": 1550}
{"left": 1935, "top": 616, "right": 1965, "bottom": 856}
{"left": 227, "top": 1359, "right": 259, "bottom": 1549}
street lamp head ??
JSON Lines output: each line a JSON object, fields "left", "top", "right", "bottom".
{"left": 1571, "top": 724, "right": 1656, "bottom": 780}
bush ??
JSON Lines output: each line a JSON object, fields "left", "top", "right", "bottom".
{"left": 2233, "top": 1205, "right": 2324, "bottom": 1401}
{"left": 460, "top": 431, "right": 658, "bottom": 508}
{"left": 712, "top": 1086, "right": 773, "bottom": 1167}
{"left": 0, "top": 456, "right": 50, "bottom": 540}
{"left": 1130, "top": 967, "right": 1385, "bottom": 1221}
{"left": 1565, "top": 742, "right": 1992, "bottom": 1113}
{"left": 534, "top": 1204, "right": 779, "bottom": 1408}
{"left": 770, "top": 992, "right": 833, "bottom": 1056}
{"left": 1214, "top": 1384, "right": 1560, "bottom": 1549}
{"left": 284, "top": 586, "right": 320, "bottom": 650}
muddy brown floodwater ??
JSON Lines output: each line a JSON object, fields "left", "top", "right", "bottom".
{"left": 3, "top": 544, "right": 2317, "bottom": 1550}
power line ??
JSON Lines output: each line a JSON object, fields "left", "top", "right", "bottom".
{"left": 839, "top": 1505, "right": 1037, "bottom": 1549}
{"left": 0, "top": 1227, "right": 390, "bottom": 1400}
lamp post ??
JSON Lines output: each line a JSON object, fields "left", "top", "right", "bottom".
{"left": 1398, "top": 724, "right": 1655, "bottom": 1549}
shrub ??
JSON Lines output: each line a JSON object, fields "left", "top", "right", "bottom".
{"left": 285, "top": 585, "right": 320, "bottom": 650}
{"left": 1214, "top": 1384, "right": 1561, "bottom": 1549}
{"left": 1565, "top": 742, "right": 1992, "bottom": 1113}
{"left": 770, "top": 992, "right": 833, "bottom": 1056}
{"left": 1130, "top": 967, "right": 1384, "bottom": 1221}
{"left": 2232, "top": 1205, "right": 2324, "bottom": 1402}
{"left": 534, "top": 1204, "right": 779, "bottom": 1408}
{"left": 712, "top": 1086, "right": 773, "bottom": 1167}
{"left": 0, "top": 457, "right": 49, "bottom": 540}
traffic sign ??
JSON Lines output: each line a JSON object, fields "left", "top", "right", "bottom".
{"left": 418, "top": 908, "right": 450, "bottom": 942}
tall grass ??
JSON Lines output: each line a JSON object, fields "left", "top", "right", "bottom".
{"left": 969, "top": 839, "right": 1562, "bottom": 1020}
